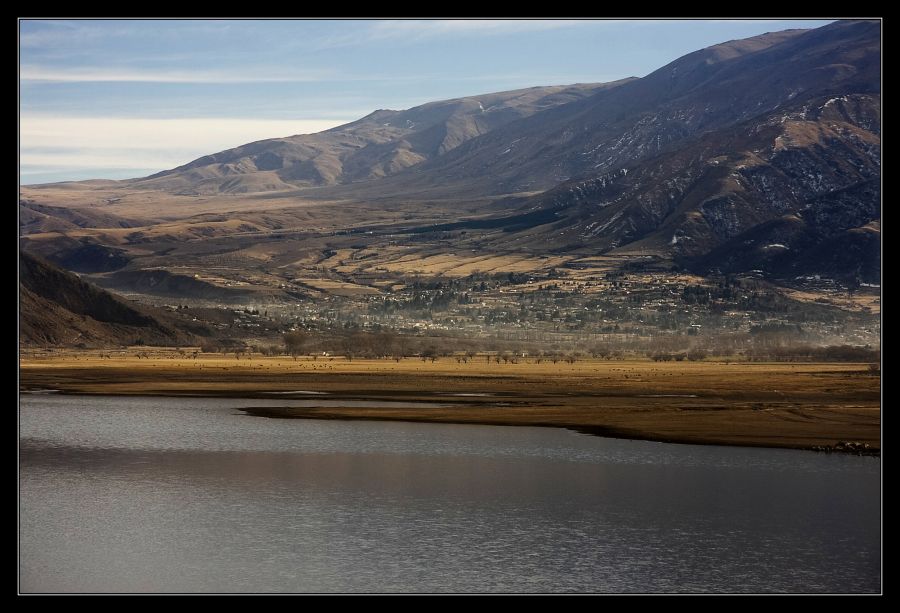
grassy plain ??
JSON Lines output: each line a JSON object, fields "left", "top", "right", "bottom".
{"left": 20, "top": 351, "right": 880, "bottom": 452}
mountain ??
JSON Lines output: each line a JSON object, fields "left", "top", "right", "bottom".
{"left": 380, "top": 20, "right": 877, "bottom": 281}
{"left": 349, "top": 21, "right": 877, "bottom": 196}
{"left": 21, "top": 20, "right": 880, "bottom": 287}
{"left": 19, "top": 252, "right": 207, "bottom": 347}
{"left": 130, "top": 81, "right": 630, "bottom": 195}
{"left": 491, "top": 20, "right": 881, "bottom": 280}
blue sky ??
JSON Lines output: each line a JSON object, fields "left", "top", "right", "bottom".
{"left": 20, "top": 19, "right": 832, "bottom": 184}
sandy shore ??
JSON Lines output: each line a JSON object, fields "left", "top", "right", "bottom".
{"left": 19, "top": 353, "right": 880, "bottom": 453}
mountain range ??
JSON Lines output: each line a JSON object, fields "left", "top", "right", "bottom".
{"left": 20, "top": 19, "right": 881, "bottom": 329}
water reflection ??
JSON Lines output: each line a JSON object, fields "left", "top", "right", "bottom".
{"left": 20, "top": 395, "right": 880, "bottom": 593}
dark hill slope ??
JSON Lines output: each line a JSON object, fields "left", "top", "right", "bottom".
{"left": 20, "top": 253, "right": 207, "bottom": 347}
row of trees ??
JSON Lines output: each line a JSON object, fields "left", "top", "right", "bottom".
{"left": 650, "top": 349, "right": 708, "bottom": 362}
{"left": 197, "top": 331, "right": 878, "bottom": 365}
{"left": 743, "top": 344, "right": 879, "bottom": 362}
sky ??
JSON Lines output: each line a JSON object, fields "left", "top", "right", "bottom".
{"left": 20, "top": 19, "right": 833, "bottom": 184}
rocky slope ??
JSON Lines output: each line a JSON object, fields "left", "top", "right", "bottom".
{"left": 356, "top": 20, "right": 878, "bottom": 200}
{"left": 464, "top": 20, "right": 880, "bottom": 281}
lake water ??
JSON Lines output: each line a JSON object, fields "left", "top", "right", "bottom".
{"left": 19, "top": 394, "right": 880, "bottom": 593}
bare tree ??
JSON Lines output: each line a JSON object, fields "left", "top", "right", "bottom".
{"left": 284, "top": 331, "right": 306, "bottom": 360}
{"left": 339, "top": 335, "right": 358, "bottom": 362}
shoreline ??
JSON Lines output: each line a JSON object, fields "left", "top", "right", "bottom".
{"left": 235, "top": 405, "right": 878, "bottom": 456}
{"left": 19, "top": 355, "right": 881, "bottom": 454}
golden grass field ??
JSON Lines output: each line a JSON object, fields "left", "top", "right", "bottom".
{"left": 20, "top": 351, "right": 880, "bottom": 452}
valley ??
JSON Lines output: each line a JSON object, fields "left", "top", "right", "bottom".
{"left": 19, "top": 19, "right": 880, "bottom": 360}
{"left": 20, "top": 180, "right": 880, "bottom": 356}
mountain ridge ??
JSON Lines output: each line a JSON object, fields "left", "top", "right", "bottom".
{"left": 130, "top": 81, "right": 632, "bottom": 195}
{"left": 20, "top": 20, "right": 880, "bottom": 287}
{"left": 333, "top": 20, "right": 877, "bottom": 201}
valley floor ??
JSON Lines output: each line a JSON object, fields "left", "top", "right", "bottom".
{"left": 19, "top": 353, "right": 880, "bottom": 453}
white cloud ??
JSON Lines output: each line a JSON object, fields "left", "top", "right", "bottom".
{"left": 19, "top": 116, "right": 351, "bottom": 179}
{"left": 21, "top": 150, "right": 191, "bottom": 170}
{"left": 21, "top": 64, "right": 333, "bottom": 84}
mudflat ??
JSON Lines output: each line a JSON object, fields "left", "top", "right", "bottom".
{"left": 19, "top": 352, "right": 880, "bottom": 452}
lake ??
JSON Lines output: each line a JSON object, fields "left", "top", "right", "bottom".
{"left": 19, "top": 394, "right": 880, "bottom": 593}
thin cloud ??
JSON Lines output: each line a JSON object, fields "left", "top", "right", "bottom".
{"left": 311, "top": 19, "right": 598, "bottom": 49}
{"left": 371, "top": 19, "right": 590, "bottom": 38}
{"left": 365, "top": 19, "right": 804, "bottom": 42}
{"left": 310, "top": 19, "right": 787, "bottom": 50}
{"left": 21, "top": 64, "right": 334, "bottom": 84}
{"left": 19, "top": 20, "right": 236, "bottom": 48}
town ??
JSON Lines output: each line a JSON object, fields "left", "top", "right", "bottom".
{"left": 151, "top": 261, "right": 879, "bottom": 363}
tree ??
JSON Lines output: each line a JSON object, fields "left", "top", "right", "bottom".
{"left": 200, "top": 341, "right": 221, "bottom": 353}
{"left": 283, "top": 331, "right": 306, "bottom": 359}
{"left": 339, "top": 335, "right": 358, "bottom": 362}
{"left": 687, "top": 348, "right": 707, "bottom": 361}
